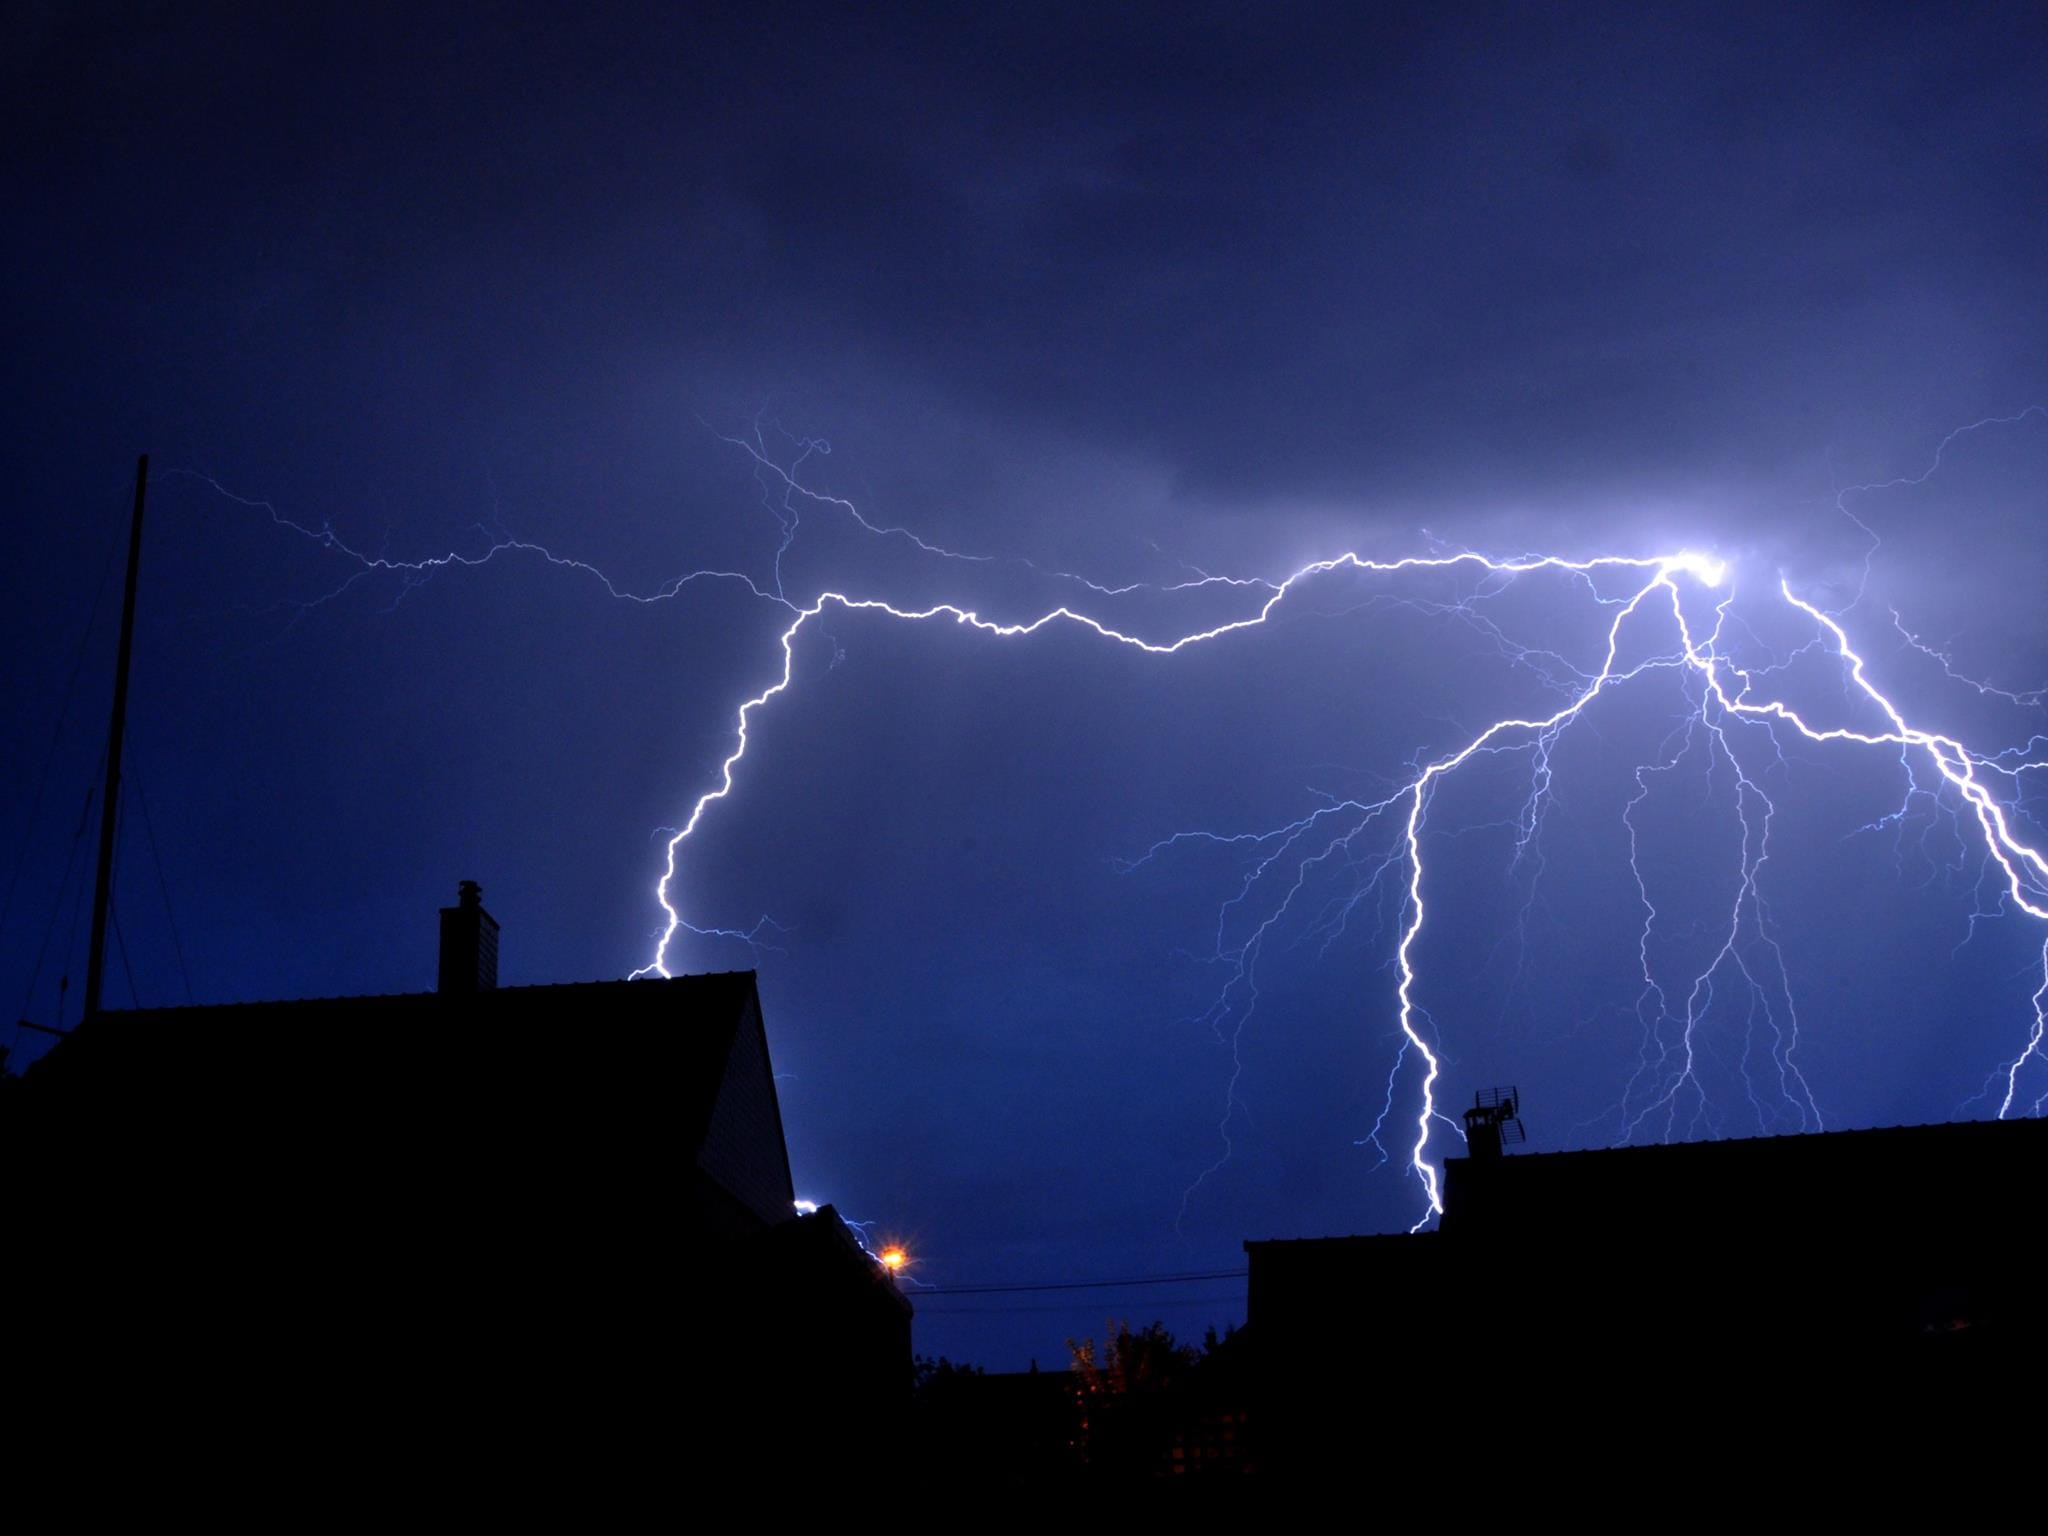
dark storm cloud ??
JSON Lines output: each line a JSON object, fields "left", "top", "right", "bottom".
{"left": 6, "top": 3, "right": 2047, "bottom": 1367}
{"left": 693, "top": 8, "right": 2048, "bottom": 510}
{"left": 18, "top": 6, "right": 2041, "bottom": 520}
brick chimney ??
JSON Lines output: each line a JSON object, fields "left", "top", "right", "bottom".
{"left": 438, "top": 880, "right": 499, "bottom": 994}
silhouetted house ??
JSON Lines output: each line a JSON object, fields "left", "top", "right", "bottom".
{"left": 1246, "top": 1114, "right": 2046, "bottom": 1478}
{"left": 4, "top": 884, "right": 909, "bottom": 1490}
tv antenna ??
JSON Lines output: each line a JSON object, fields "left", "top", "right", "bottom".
{"left": 1463, "top": 1086, "right": 1526, "bottom": 1158}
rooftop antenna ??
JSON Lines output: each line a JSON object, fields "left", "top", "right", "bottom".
{"left": 1463, "top": 1086, "right": 1526, "bottom": 1159}
{"left": 83, "top": 454, "right": 148, "bottom": 1021}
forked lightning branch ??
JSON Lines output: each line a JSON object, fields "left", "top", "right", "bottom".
{"left": 200, "top": 417, "right": 2048, "bottom": 1228}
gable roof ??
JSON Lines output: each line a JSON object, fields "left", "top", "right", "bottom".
{"left": 3, "top": 971, "right": 786, "bottom": 1178}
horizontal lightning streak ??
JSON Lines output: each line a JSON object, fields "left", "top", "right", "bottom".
{"left": 198, "top": 413, "right": 2048, "bottom": 1235}
{"left": 638, "top": 552, "right": 1732, "bottom": 1219}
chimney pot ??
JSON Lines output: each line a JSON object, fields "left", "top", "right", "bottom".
{"left": 439, "top": 880, "right": 499, "bottom": 994}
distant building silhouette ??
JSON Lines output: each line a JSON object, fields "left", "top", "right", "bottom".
{"left": 3, "top": 883, "right": 909, "bottom": 1492}
{"left": 1246, "top": 1106, "right": 2046, "bottom": 1481}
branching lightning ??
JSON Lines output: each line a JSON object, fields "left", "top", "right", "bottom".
{"left": 199, "top": 412, "right": 2048, "bottom": 1230}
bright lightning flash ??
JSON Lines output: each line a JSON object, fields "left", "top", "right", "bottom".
{"left": 632, "top": 531, "right": 2048, "bottom": 1227}
{"left": 1662, "top": 550, "right": 1728, "bottom": 588}
{"left": 208, "top": 414, "right": 2048, "bottom": 1232}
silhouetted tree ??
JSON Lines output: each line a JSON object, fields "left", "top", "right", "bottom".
{"left": 1068, "top": 1320, "right": 1196, "bottom": 1397}
{"left": 1065, "top": 1321, "right": 1247, "bottom": 1478}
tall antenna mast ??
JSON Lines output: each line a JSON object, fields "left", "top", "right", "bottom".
{"left": 83, "top": 453, "right": 149, "bottom": 1021}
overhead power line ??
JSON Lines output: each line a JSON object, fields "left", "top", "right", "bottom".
{"left": 907, "top": 1294, "right": 1245, "bottom": 1317}
{"left": 913, "top": 1268, "right": 1248, "bottom": 1298}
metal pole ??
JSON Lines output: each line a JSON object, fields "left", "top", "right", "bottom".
{"left": 83, "top": 454, "right": 148, "bottom": 1020}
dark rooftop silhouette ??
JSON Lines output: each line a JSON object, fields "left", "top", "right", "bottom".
{"left": 4, "top": 884, "right": 908, "bottom": 1489}
{"left": 1246, "top": 1111, "right": 2046, "bottom": 1480}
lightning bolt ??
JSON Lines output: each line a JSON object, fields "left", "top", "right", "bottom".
{"left": 628, "top": 549, "right": 1746, "bottom": 1226}
{"left": 196, "top": 414, "right": 2048, "bottom": 1232}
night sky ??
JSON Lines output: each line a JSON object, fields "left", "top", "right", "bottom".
{"left": 7, "top": 4, "right": 2048, "bottom": 1367}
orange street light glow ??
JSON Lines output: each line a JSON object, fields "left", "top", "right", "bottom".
{"left": 878, "top": 1246, "right": 909, "bottom": 1272}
